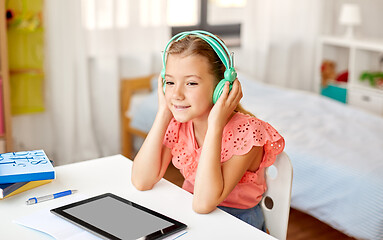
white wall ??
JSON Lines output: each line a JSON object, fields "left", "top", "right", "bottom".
{"left": 323, "top": 0, "right": 383, "bottom": 39}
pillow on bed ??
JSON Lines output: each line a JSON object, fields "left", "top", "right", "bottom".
{"left": 127, "top": 76, "right": 158, "bottom": 132}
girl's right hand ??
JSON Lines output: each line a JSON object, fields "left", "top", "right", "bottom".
{"left": 157, "top": 74, "right": 173, "bottom": 119}
{"left": 208, "top": 79, "right": 242, "bottom": 129}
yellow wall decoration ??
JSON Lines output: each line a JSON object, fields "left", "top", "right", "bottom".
{"left": 6, "top": 0, "right": 44, "bottom": 114}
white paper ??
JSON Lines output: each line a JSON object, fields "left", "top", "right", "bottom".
{"left": 14, "top": 194, "right": 187, "bottom": 240}
{"left": 14, "top": 194, "right": 101, "bottom": 240}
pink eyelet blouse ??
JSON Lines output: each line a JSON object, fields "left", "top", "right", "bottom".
{"left": 163, "top": 112, "right": 285, "bottom": 209}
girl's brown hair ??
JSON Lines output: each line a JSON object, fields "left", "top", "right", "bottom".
{"left": 167, "top": 35, "right": 255, "bottom": 117}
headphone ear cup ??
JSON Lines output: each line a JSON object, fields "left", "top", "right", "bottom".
{"left": 163, "top": 80, "right": 166, "bottom": 94}
{"left": 213, "top": 79, "right": 233, "bottom": 104}
{"left": 224, "top": 68, "right": 237, "bottom": 82}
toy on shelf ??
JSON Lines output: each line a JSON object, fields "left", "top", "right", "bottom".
{"left": 6, "top": 0, "right": 43, "bottom": 32}
{"left": 321, "top": 60, "right": 336, "bottom": 87}
{"left": 336, "top": 71, "right": 349, "bottom": 83}
{"left": 359, "top": 56, "right": 383, "bottom": 89}
{"left": 359, "top": 72, "right": 383, "bottom": 89}
{"left": 321, "top": 60, "right": 348, "bottom": 87}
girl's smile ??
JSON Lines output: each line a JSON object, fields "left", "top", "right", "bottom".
{"left": 173, "top": 104, "right": 191, "bottom": 110}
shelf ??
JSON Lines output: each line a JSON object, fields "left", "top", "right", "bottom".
{"left": 321, "top": 36, "right": 383, "bottom": 52}
{"left": 317, "top": 35, "right": 383, "bottom": 116}
{"left": 354, "top": 39, "right": 383, "bottom": 52}
{"left": 349, "top": 83, "right": 383, "bottom": 95}
{"left": 321, "top": 36, "right": 353, "bottom": 47}
{"left": 0, "top": 1, "right": 14, "bottom": 152}
{"left": 10, "top": 68, "right": 44, "bottom": 75}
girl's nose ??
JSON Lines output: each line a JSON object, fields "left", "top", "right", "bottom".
{"left": 172, "top": 85, "right": 185, "bottom": 100}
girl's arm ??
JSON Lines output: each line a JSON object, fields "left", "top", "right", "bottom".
{"left": 192, "top": 80, "right": 263, "bottom": 213}
{"left": 131, "top": 75, "right": 173, "bottom": 191}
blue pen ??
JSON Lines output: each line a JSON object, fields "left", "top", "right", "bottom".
{"left": 26, "top": 190, "right": 78, "bottom": 205}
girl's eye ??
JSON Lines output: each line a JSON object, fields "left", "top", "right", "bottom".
{"left": 187, "top": 82, "right": 198, "bottom": 86}
{"left": 166, "top": 81, "right": 174, "bottom": 85}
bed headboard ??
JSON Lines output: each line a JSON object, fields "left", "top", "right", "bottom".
{"left": 120, "top": 74, "right": 155, "bottom": 158}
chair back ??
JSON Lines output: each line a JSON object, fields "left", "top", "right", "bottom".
{"left": 260, "top": 152, "right": 293, "bottom": 240}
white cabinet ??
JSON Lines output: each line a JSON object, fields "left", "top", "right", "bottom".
{"left": 348, "top": 87, "right": 383, "bottom": 115}
{"left": 315, "top": 36, "right": 383, "bottom": 116}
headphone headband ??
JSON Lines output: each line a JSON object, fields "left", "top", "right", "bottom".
{"left": 192, "top": 30, "right": 233, "bottom": 68}
{"left": 162, "top": 30, "right": 234, "bottom": 76}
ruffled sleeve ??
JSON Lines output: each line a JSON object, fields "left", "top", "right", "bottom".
{"left": 163, "top": 118, "right": 181, "bottom": 148}
{"left": 260, "top": 121, "right": 285, "bottom": 168}
{"left": 221, "top": 113, "right": 285, "bottom": 168}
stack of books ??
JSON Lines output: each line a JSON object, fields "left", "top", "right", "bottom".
{"left": 0, "top": 150, "right": 55, "bottom": 199}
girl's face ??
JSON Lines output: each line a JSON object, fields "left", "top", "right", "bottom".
{"left": 164, "top": 54, "right": 216, "bottom": 123}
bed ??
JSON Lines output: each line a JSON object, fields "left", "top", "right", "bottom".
{"left": 120, "top": 72, "right": 383, "bottom": 240}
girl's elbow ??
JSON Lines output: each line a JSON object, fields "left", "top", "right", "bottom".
{"left": 192, "top": 200, "right": 216, "bottom": 214}
{"left": 131, "top": 177, "right": 154, "bottom": 191}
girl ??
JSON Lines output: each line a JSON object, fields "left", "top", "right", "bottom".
{"left": 131, "top": 31, "right": 284, "bottom": 231}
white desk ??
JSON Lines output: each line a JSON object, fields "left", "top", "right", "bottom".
{"left": 0, "top": 155, "right": 275, "bottom": 239}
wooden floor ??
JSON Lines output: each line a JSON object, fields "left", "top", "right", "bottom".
{"left": 163, "top": 163, "right": 356, "bottom": 240}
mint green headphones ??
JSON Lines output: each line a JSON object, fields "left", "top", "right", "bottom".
{"left": 161, "top": 30, "right": 237, "bottom": 104}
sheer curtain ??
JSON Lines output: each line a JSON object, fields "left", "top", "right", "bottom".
{"left": 37, "top": 0, "right": 169, "bottom": 165}
{"left": 239, "top": 0, "right": 322, "bottom": 91}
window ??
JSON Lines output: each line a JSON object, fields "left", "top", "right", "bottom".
{"left": 81, "top": 0, "right": 245, "bottom": 45}
{"left": 167, "top": 0, "right": 246, "bottom": 46}
{"left": 81, "top": 0, "right": 129, "bottom": 29}
{"left": 81, "top": 0, "right": 166, "bottom": 29}
{"left": 167, "top": 0, "right": 199, "bottom": 27}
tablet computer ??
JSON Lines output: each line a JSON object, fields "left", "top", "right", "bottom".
{"left": 50, "top": 193, "right": 187, "bottom": 240}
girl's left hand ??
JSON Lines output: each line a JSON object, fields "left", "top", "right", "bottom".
{"left": 208, "top": 79, "right": 243, "bottom": 129}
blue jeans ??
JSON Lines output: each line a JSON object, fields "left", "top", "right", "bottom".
{"left": 218, "top": 204, "right": 266, "bottom": 232}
